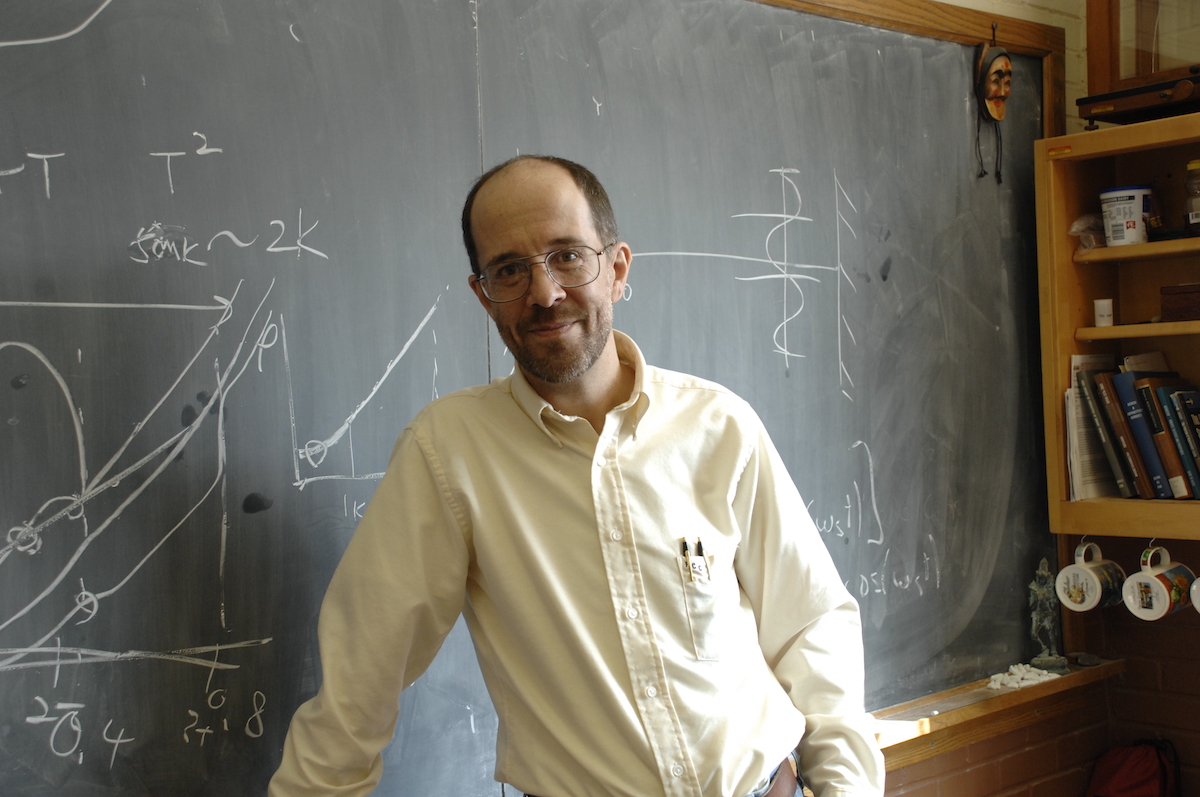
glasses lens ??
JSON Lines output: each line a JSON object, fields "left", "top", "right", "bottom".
{"left": 481, "top": 261, "right": 530, "bottom": 302}
{"left": 480, "top": 245, "right": 604, "bottom": 302}
{"left": 546, "top": 246, "right": 600, "bottom": 288}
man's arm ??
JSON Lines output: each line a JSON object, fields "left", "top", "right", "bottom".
{"left": 269, "top": 426, "right": 471, "bottom": 796}
{"left": 731, "top": 421, "right": 885, "bottom": 797}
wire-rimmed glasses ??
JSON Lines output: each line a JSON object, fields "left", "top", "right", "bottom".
{"left": 473, "top": 242, "right": 614, "bottom": 303}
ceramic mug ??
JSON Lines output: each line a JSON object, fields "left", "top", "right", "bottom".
{"left": 1122, "top": 546, "right": 1196, "bottom": 621}
{"left": 1056, "top": 542, "right": 1126, "bottom": 612}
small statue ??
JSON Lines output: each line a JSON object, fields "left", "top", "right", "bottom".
{"left": 1029, "top": 558, "right": 1069, "bottom": 674}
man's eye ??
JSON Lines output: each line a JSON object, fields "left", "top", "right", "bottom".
{"left": 553, "top": 249, "right": 583, "bottom": 265}
{"left": 494, "top": 262, "right": 524, "bottom": 280}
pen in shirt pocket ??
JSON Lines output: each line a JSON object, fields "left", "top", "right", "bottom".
{"left": 681, "top": 537, "right": 710, "bottom": 581}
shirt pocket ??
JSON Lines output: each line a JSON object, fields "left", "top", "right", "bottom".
{"left": 675, "top": 551, "right": 727, "bottom": 661}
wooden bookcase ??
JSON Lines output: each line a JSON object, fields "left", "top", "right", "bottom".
{"left": 1035, "top": 112, "right": 1200, "bottom": 542}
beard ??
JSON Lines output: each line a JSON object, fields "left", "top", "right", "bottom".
{"left": 497, "top": 301, "right": 612, "bottom": 384}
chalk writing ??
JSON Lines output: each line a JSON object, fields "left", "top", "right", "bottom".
{"left": 184, "top": 689, "right": 267, "bottom": 744}
{"left": 150, "top": 132, "right": 223, "bottom": 192}
{"left": 129, "top": 211, "right": 329, "bottom": 264}
{"left": 26, "top": 697, "right": 133, "bottom": 768}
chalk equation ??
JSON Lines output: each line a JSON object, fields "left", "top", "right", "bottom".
{"left": 129, "top": 210, "right": 329, "bottom": 266}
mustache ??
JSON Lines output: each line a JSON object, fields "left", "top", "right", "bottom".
{"left": 518, "top": 307, "right": 585, "bottom": 332}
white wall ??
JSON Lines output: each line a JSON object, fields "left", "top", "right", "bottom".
{"left": 936, "top": 0, "right": 1088, "bottom": 133}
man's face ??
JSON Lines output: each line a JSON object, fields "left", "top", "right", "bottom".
{"left": 983, "top": 54, "right": 1012, "bottom": 121}
{"left": 468, "top": 161, "right": 629, "bottom": 386}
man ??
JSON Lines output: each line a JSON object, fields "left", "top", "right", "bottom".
{"left": 269, "top": 156, "right": 884, "bottom": 797}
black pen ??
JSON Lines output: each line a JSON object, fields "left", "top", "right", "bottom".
{"left": 694, "top": 538, "right": 709, "bottom": 579}
{"left": 682, "top": 539, "right": 695, "bottom": 581}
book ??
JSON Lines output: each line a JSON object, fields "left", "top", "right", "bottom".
{"left": 1111, "top": 370, "right": 1178, "bottom": 500}
{"left": 1093, "top": 371, "right": 1150, "bottom": 499}
{"left": 1177, "top": 391, "right": 1200, "bottom": 463}
{"left": 1170, "top": 390, "right": 1200, "bottom": 463}
{"left": 1078, "top": 368, "right": 1134, "bottom": 497}
{"left": 1157, "top": 386, "right": 1200, "bottom": 499}
{"left": 1136, "top": 377, "right": 1194, "bottom": 498}
{"left": 1124, "top": 351, "right": 1170, "bottom": 372}
{"left": 1066, "top": 386, "right": 1119, "bottom": 499}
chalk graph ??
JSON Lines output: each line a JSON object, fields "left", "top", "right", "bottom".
{"left": 286, "top": 292, "right": 443, "bottom": 490}
{"left": 0, "top": 280, "right": 276, "bottom": 684}
{"left": 639, "top": 168, "right": 860, "bottom": 399}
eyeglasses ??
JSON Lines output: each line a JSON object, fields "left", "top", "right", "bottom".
{"left": 473, "top": 243, "right": 615, "bottom": 303}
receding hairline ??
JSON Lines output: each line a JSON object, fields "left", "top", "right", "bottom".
{"left": 461, "top": 154, "right": 618, "bottom": 275}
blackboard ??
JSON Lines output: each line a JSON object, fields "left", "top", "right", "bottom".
{"left": 0, "top": 1, "right": 1053, "bottom": 795}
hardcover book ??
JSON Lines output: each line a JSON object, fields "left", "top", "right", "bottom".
{"left": 1136, "top": 377, "right": 1195, "bottom": 498}
{"left": 1094, "top": 371, "right": 1149, "bottom": 499}
{"left": 1111, "top": 370, "right": 1178, "bottom": 500}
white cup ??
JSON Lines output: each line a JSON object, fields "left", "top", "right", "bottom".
{"left": 1056, "top": 542, "right": 1125, "bottom": 612}
{"left": 1094, "top": 298, "right": 1114, "bottom": 327}
{"left": 1122, "top": 546, "right": 1196, "bottom": 621}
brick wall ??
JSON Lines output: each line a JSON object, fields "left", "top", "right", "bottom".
{"left": 883, "top": 535, "right": 1200, "bottom": 796}
{"left": 883, "top": 681, "right": 1109, "bottom": 797}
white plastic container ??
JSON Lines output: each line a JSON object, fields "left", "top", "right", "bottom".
{"left": 1100, "top": 185, "right": 1153, "bottom": 246}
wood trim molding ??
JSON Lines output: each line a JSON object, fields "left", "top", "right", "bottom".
{"left": 752, "top": 0, "right": 1067, "bottom": 137}
{"left": 874, "top": 660, "right": 1125, "bottom": 770}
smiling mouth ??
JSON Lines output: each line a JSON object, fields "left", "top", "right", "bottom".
{"left": 524, "top": 317, "right": 580, "bottom": 336}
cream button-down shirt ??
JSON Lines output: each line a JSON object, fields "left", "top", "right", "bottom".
{"left": 270, "top": 332, "right": 883, "bottom": 797}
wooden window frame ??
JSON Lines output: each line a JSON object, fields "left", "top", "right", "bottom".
{"left": 1086, "top": 0, "right": 1200, "bottom": 97}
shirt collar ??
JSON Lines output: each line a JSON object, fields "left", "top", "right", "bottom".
{"left": 508, "top": 330, "right": 650, "bottom": 446}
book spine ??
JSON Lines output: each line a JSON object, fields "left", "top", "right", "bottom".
{"left": 1172, "top": 392, "right": 1200, "bottom": 460}
{"left": 1078, "top": 370, "right": 1133, "bottom": 497}
{"left": 1139, "top": 382, "right": 1192, "bottom": 499}
{"left": 1181, "top": 395, "right": 1200, "bottom": 461}
{"left": 1113, "top": 373, "right": 1173, "bottom": 499}
{"left": 1094, "top": 372, "right": 1148, "bottom": 498}
{"left": 1159, "top": 387, "right": 1200, "bottom": 498}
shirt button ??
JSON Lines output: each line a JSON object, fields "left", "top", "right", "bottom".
{"left": 645, "top": 685, "right": 658, "bottom": 698}
{"left": 625, "top": 607, "right": 639, "bottom": 620}
{"left": 610, "top": 530, "right": 623, "bottom": 541}
{"left": 595, "top": 456, "right": 607, "bottom": 467}
{"left": 671, "top": 764, "right": 684, "bottom": 777}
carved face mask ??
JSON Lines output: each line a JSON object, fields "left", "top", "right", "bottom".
{"left": 976, "top": 46, "right": 1012, "bottom": 122}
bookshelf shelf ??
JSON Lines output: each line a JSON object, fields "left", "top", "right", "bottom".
{"left": 1076, "top": 320, "right": 1200, "bottom": 341}
{"left": 1036, "top": 114, "right": 1200, "bottom": 544}
{"left": 1074, "top": 237, "right": 1200, "bottom": 265}
{"left": 1054, "top": 498, "right": 1200, "bottom": 540}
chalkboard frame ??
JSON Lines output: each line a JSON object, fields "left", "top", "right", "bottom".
{"left": 759, "top": 0, "right": 1066, "bottom": 138}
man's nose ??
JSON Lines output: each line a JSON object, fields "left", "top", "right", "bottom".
{"left": 526, "top": 262, "right": 566, "bottom": 307}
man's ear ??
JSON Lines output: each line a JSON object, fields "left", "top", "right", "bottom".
{"left": 468, "top": 273, "right": 494, "bottom": 317}
{"left": 608, "top": 242, "right": 632, "bottom": 303}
